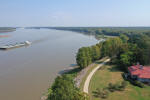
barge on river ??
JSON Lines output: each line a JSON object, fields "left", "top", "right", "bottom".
{"left": 0, "top": 41, "right": 31, "bottom": 50}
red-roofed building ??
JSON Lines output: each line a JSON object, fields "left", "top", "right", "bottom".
{"left": 128, "top": 64, "right": 150, "bottom": 83}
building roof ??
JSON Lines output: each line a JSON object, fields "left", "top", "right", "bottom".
{"left": 128, "top": 65, "right": 150, "bottom": 79}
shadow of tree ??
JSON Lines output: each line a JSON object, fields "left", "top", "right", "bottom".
{"left": 58, "top": 64, "right": 79, "bottom": 75}
{"left": 58, "top": 67, "right": 81, "bottom": 75}
{"left": 107, "top": 65, "right": 122, "bottom": 72}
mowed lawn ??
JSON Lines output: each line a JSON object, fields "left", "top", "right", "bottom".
{"left": 89, "top": 64, "right": 150, "bottom": 100}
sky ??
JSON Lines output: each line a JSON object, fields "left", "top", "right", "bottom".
{"left": 0, "top": 0, "right": 150, "bottom": 27}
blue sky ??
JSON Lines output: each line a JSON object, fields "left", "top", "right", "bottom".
{"left": 0, "top": 0, "right": 150, "bottom": 27}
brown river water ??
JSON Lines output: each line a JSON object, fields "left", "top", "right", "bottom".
{"left": 0, "top": 29, "right": 98, "bottom": 100}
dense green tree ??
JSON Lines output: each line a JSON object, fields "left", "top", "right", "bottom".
{"left": 119, "top": 34, "right": 129, "bottom": 43}
{"left": 91, "top": 45, "right": 101, "bottom": 61}
{"left": 101, "top": 37, "right": 122, "bottom": 57}
{"left": 48, "top": 75, "right": 89, "bottom": 100}
{"left": 129, "top": 34, "right": 150, "bottom": 65}
{"left": 119, "top": 51, "right": 134, "bottom": 71}
{"left": 76, "top": 47, "right": 92, "bottom": 68}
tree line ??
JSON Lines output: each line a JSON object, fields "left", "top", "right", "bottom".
{"left": 76, "top": 37, "right": 123, "bottom": 69}
{"left": 76, "top": 33, "right": 150, "bottom": 72}
{"left": 50, "top": 27, "right": 150, "bottom": 37}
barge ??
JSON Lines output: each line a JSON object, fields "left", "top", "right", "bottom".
{"left": 0, "top": 41, "right": 31, "bottom": 50}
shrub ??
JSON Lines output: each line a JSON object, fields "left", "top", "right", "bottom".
{"left": 121, "top": 81, "right": 128, "bottom": 88}
{"left": 101, "top": 89, "right": 109, "bottom": 99}
{"left": 108, "top": 81, "right": 128, "bottom": 92}
{"left": 129, "top": 80, "right": 145, "bottom": 88}
{"left": 114, "top": 83, "right": 121, "bottom": 91}
{"left": 108, "top": 83, "right": 116, "bottom": 92}
{"left": 108, "top": 83, "right": 122, "bottom": 92}
{"left": 134, "top": 81, "right": 145, "bottom": 88}
{"left": 93, "top": 88, "right": 109, "bottom": 99}
{"left": 119, "top": 81, "right": 128, "bottom": 91}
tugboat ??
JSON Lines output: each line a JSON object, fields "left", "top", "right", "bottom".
{"left": 0, "top": 41, "right": 31, "bottom": 50}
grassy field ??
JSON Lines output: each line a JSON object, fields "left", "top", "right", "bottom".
{"left": 89, "top": 64, "right": 150, "bottom": 100}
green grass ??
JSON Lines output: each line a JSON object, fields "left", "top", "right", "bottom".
{"left": 89, "top": 64, "right": 150, "bottom": 100}
{"left": 79, "top": 57, "right": 109, "bottom": 90}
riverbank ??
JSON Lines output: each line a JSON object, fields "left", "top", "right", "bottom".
{"left": 41, "top": 57, "right": 109, "bottom": 100}
{"left": 43, "top": 67, "right": 85, "bottom": 100}
{"left": 41, "top": 65, "right": 82, "bottom": 100}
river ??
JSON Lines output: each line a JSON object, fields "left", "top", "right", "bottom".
{"left": 0, "top": 29, "right": 98, "bottom": 100}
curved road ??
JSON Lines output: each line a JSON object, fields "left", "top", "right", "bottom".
{"left": 83, "top": 59, "right": 110, "bottom": 93}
